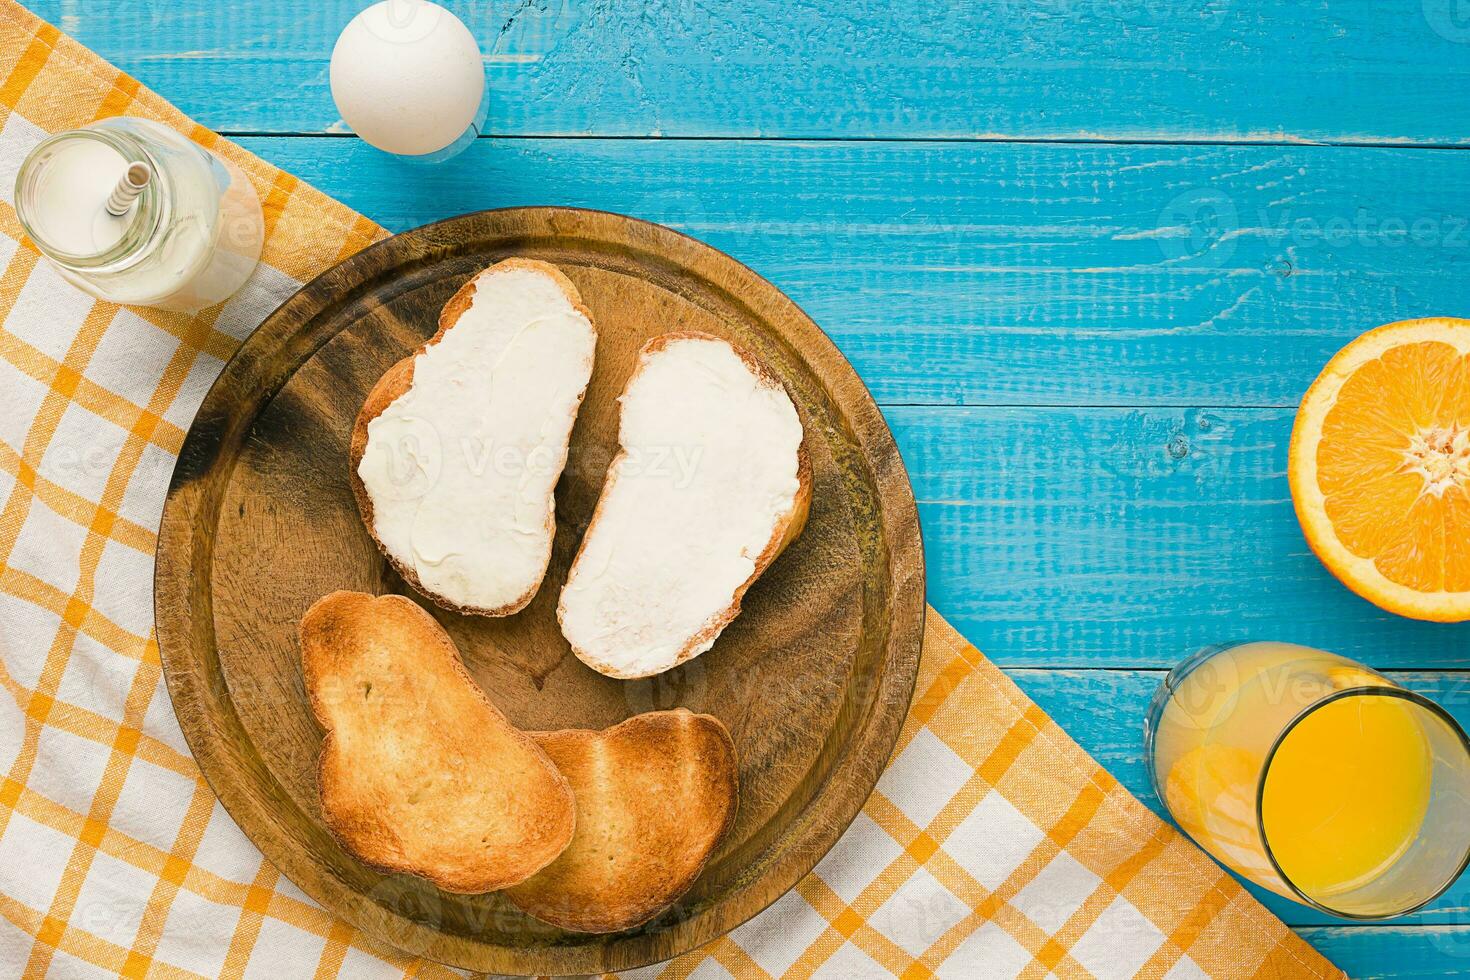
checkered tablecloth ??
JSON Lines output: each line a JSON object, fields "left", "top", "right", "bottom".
{"left": 0, "top": 4, "right": 1343, "bottom": 978}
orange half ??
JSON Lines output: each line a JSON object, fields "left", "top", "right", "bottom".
{"left": 1289, "top": 317, "right": 1470, "bottom": 621}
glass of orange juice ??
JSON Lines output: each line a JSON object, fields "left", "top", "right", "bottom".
{"left": 1145, "top": 641, "right": 1470, "bottom": 918}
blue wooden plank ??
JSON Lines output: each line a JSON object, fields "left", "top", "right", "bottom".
{"left": 892, "top": 406, "right": 1470, "bottom": 671}
{"left": 22, "top": 0, "right": 1470, "bottom": 144}
{"left": 1010, "top": 668, "right": 1470, "bottom": 930}
{"left": 1301, "top": 926, "right": 1470, "bottom": 978}
{"left": 230, "top": 135, "right": 1470, "bottom": 409}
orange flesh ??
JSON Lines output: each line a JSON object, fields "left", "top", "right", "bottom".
{"left": 1317, "top": 341, "right": 1470, "bottom": 593}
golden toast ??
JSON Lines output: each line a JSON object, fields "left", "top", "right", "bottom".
{"left": 300, "top": 591, "right": 575, "bottom": 893}
{"left": 505, "top": 708, "right": 739, "bottom": 932}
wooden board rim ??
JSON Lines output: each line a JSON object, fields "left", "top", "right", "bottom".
{"left": 154, "top": 206, "right": 925, "bottom": 974}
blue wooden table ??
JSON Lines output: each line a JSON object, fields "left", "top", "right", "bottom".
{"left": 31, "top": 1, "right": 1470, "bottom": 975}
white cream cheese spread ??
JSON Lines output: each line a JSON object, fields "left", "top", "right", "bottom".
{"left": 559, "top": 335, "right": 804, "bottom": 677}
{"left": 358, "top": 264, "right": 596, "bottom": 612}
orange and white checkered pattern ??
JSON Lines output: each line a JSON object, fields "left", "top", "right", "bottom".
{"left": 0, "top": 4, "right": 1342, "bottom": 978}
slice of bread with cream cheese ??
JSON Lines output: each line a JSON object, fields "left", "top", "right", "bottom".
{"left": 351, "top": 259, "right": 596, "bottom": 616}
{"left": 559, "top": 332, "right": 809, "bottom": 679}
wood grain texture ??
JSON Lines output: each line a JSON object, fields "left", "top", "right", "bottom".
{"left": 890, "top": 407, "right": 1470, "bottom": 670}
{"left": 25, "top": 0, "right": 1470, "bottom": 143}
{"left": 154, "top": 208, "right": 924, "bottom": 974}
{"left": 1301, "top": 926, "right": 1470, "bottom": 978}
{"left": 228, "top": 135, "right": 1470, "bottom": 408}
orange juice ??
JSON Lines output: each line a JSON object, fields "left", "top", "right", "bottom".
{"left": 1261, "top": 694, "right": 1431, "bottom": 899}
{"left": 1146, "top": 641, "right": 1461, "bottom": 915}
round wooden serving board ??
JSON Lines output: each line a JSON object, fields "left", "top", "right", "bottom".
{"left": 155, "top": 208, "right": 925, "bottom": 975}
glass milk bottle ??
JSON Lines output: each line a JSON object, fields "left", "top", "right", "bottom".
{"left": 14, "top": 117, "right": 264, "bottom": 313}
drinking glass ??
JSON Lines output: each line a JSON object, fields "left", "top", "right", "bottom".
{"left": 1144, "top": 641, "right": 1470, "bottom": 918}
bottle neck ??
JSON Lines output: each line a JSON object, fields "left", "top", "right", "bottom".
{"left": 14, "top": 126, "right": 167, "bottom": 271}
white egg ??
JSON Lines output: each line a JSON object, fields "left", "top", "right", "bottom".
{"left": 330, "top": 0, "right": 485, "bottom": 156}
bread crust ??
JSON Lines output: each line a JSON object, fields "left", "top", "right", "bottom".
{"left": 300, "top": 591, "right": 576, "bottom": 893}
{"left": 350, "top": 258, "right": 595, "bottom": 618}
{"left": 504, "top": 709, "right": 739, "bottom": 932}
{"left": 558, "top": 331, "right": 812, "bottom": 679}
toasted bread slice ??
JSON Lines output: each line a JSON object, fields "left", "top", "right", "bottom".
{"left": 558, "top": 332, "right": 810, "bottom": 679}
{"left": 352, "top": 258, "right": 597, "bottom": 617}
{"left": 300, "top": 591, "right": 575, "bottom": 893}
{"left": 504, "top": 709, "right": 738, "bottom": 932}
